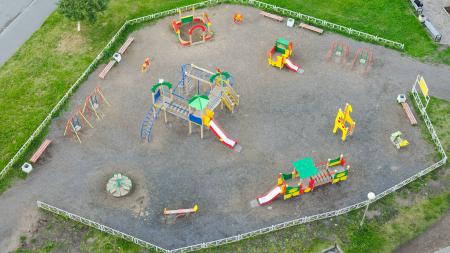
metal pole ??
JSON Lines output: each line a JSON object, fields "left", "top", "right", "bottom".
{"left": 360, "top": 203, "right": 370, "bottom": 227}
{"left": 360, "top": 192, "right": 375, "bottom": 227}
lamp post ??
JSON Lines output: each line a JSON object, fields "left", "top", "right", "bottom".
{"left": 360, "top": 192, "right": 376, "bottom": 227}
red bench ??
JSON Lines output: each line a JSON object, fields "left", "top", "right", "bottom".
{"left": 30, "top": 139, "right": 52, "bottom": 163}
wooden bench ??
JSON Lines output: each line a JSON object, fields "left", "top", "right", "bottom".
{"left": 118, "top": 37, "right": 134, "bottom": 54}
{"left": 98, "top": 37, "right": 135, "bottom": 79}
{"left": 401, "top": 102, "right": 417, "bottom": 125}
{"left": 260, "top": 11, "right": 283, "bottom": 22}
{"left": 30, "top": 139, "right": 52, "bottom": 163}
{"left": 99, "top": 60, "right": 116, "bottom": 79}
{"left": 299, "top": 22, "right": 324, "bottom": 34}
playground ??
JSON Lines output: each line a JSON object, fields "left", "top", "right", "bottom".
{"left": 1, "top": 4, "right": 449, "bottom": 251}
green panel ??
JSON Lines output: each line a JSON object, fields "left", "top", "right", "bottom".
{"left": 276, "top": 38, "right": 289, "bottom": 47}
{"left": 328, "top": 156, "right": 341, "bottom": 166}
{"left": 151, "top": 81, "right": 173, "bottom": 92}
{"left": 286, "top": 186, "right": 300, "bottom": 193}
{"left": 281, "top": 172, "right": 293, "bottom": 181}
{"left": 293, "top": 158, "right": 318, "bottom": 178}
{"left": 333, "top": 170, "right": 348, "bottom": 179}
{"left": 275, "top": 46, "right": 286, "bottom": 54}
{"left": 181, "top": 15, "right": 194, "bottom": 24}
{"left": 209, "top": 71, "right": 231, "bottom": 83}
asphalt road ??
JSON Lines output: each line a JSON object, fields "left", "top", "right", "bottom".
{"left": 0, "top": 0, "right": 57, "bottom": 66}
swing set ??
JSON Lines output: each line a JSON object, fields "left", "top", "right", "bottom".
{"left": 64, "top": 108, "right": 93, "bottom": 143}
{"left": 82, "top": 86, "right": 111, "bottom": 120}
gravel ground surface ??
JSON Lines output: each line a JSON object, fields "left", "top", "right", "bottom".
{"left": 0, "top": 4, "right": 449, "bottom": 251}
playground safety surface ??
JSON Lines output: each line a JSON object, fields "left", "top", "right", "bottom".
{"left": 1, "top": 4, "right": 450, "bottom": 251}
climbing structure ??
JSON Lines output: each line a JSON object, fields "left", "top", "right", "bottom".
{"left": 64, "top": 107, "right": 93, "bottom": 143}
{"left": 351, "top": 48, "right": 374, "bottom": 74}
{"left": 267, "top": 38, "right": 303, "bottom": 73}
{"left": 326, "top": 41, "right": 350, "bottom": 65}
{"left": 172, "top": 7, "right": 213, "bottom": 46}
{"left": 140, "top": 65, "right": 241, "bottom": 151}
{"left": 333, "top": 103, "right": 356, "bottom": 142}
{"left": 257, "top": 155, "right": 350, "bottom": 205}
{"left": 82, "top": 86, "right": 110, "bottom": 120}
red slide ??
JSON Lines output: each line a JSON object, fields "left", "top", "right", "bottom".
{"left": 285, "top": 58, "right": 304, "bottom": 73}
{"left": 256, "top": 186, "right": 282, "bottom": 205}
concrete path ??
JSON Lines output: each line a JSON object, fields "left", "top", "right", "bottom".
{"left": 422, "top": 0, "right": 450, "bottom": 45}
{"left": 395, "top": 210, "right": 450, "bottom": 253}
{"left": 0, "top": 0, "right": 57, "bottom": 66}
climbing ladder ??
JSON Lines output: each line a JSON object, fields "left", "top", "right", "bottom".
{"left": 140, "top": 107, "right": 161, "bottom": 142}
{"left": 179, "top": 64, "right": 214, "bottom": 96}
{"left": 222, "top": 83, "right": 239, "bottom": 113}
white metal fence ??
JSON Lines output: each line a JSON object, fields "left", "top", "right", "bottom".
{"left": 1, "top": 0, "right": 405, "bottom": 180}
{"left": 6, "top": 1, "right": 440, "bottom": 251}
{"left": 36, "top": 92, "right": 447, "bottom": 252}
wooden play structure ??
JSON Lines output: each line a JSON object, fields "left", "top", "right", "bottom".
{"left": 267, "top": 38, "right": 303, "bottom": 73}
{"left": 397, "top": 94, "right": 417, "bottom": 125}
{"left": 333, "top": 103, "right": 356, "bottom": 142}
{"left": 163, "top": 204, "right": 198, "bottom": 224}
{"left": 64, "top": 107, "right": 93, "bottom": 143}
{"left": 140, "top": 65, "right": 241, "bottom": 151}
{"left": 257, "top": 155, "right": 350, "bottom": 205}
{"left": 260, "top": 11, "right": 283, "bottom": 22}
{"left": 30, "top": 139, "right": 52, "bottom": 163}
{"left": 390, "top": 131, "right": 409, "bottom": 149}
{"left": 99, "top": 37, "right": 134, "bottom": 79}
{"left": 351, "top": 48, "right": 374, "bottom": 74}
{"left": 326, "top": 41, "right": 350, "bottom": 64}
{"left": 82, "top": 86, "right": 110, "bottom": 120}
{"left": 172, "top": 7, "right": 213, "bottom": 46}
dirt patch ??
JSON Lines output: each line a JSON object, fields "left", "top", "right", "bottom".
{"left": 89, "top": 166, "right": 151, "bottom": 218}
{"left": 14, "top": 210, "right": 88, "bottom": 253}
{"left": 56, "top": 32, "right": 87, "bottom": 54}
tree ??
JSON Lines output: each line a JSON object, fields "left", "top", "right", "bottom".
{"left": 58, "top": 0, "right": 109, "bottom": 31}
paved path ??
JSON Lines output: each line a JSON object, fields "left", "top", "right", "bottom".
{"left": 0, "top": 0, "right": 57, "bottom": 66}
{"left": 395, "top": 210, "right": 450, "bottom": 253}
{"left": 422, "top": 0, "right": 450, "bottom": 45}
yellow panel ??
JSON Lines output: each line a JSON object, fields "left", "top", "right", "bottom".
{"left": 340, "top": 176, "right": 347, "bottom": 181}
{"left": 292, "top": 191, "right": 299, "bottom": 197}
{"left": 284, "top": 194, "right": 292, "bottom": 200}
{"left": 419, "top": 77, "right": 429, "bottom": 97}
{"left": 332, "top": 179, "right": 339, "bottom": 184}
{"left": 304, "top": 187, "right": 311, "bottom": 193}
